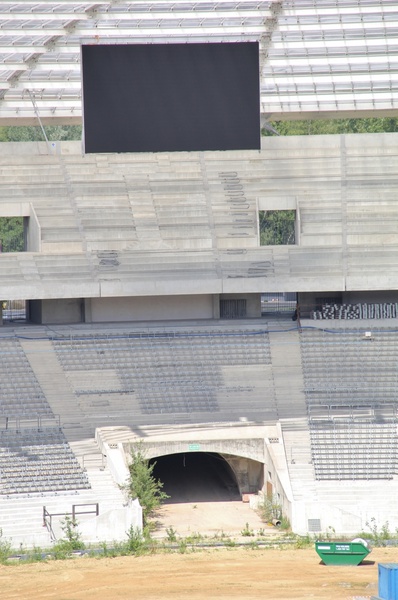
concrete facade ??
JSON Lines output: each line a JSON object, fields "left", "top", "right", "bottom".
{"left": 2, "top": 132, "right": 398, "bottom": 541}
{"left": 0, "top": 133, "right": 398, "bottom": 323}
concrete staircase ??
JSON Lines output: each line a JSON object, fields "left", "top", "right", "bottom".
{"left": 268, "top": 327, "right": 307, "bottom": 419}
{"left": 19, "top": 338, "right": 92, "bottom": 440}
{"left": 280, "top": 418, "right": 316, "bottom": 502}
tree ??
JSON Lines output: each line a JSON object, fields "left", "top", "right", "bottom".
{"left": 259, "top": 210, "right": 295, "bottom": 246}
{"left": 125, "top": 443, "right": 169, "bottom": 527}
{"left": 262, "top": 117, "right": 398, "bottom": 137}
{"left": 0, "top": 217, "right": 24, "bottom": 252}
{"left": 0, "top": 125, "right": 82, "bottom": 142}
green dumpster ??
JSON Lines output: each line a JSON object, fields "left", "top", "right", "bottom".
{"left": 315, "top": 540, "right": 371, "bottom": 566}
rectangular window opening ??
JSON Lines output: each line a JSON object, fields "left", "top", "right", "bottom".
{"left": 0, "top": 217, "right": 25, "bottom": 253}
{"left": 259, "top": 210, "right": 296, "bottom": 246}
{"left": 2, "top": 300, "right": 27, "bottom": 323}
{"left": 262, "top": 292, "right": 297, "bottom": 315}
{"left": 220, "top": 299, "right": 247, "bottom": 319}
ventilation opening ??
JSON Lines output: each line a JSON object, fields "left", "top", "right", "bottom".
{"left": 220, "top": 299, "right": 247, "bottom": 319}
{"left": 308, "top": 518, "right": 322, "bottom": 533}
{"left": 259, "top": 210, "right": 295, "bottom": 245}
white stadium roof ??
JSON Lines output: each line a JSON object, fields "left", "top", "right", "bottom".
{"left": 0, "top": 0, "right": 397, "bottom": 124}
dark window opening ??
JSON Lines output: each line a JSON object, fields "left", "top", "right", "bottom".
{"left": 220, "top": 299, "right": 247, "bottom": 319}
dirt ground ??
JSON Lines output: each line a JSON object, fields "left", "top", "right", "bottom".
{"left": 0, "top": 501, "right": 394, "bottom": 599}
{"left": 152, "top": 499, "right": 271, "bottom": 538}
{"left": 1, "top": 545, "right": 395, "bottom": 600}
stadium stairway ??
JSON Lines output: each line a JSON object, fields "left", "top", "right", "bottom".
{"left": 268, "top": 327, "right": 318, "bottom": 502}
{"left": 18, "top": 337, "right": 92, "bottom": 441}
{"left": 268, "top": 327, "right": 307, "bottom": 420}
{"left": 280, "top": 418, "right": 316, "bottom": 502}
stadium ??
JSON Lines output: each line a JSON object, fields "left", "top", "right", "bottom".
{"left": 1, "top": 0, "right": 398, "bottom": 548}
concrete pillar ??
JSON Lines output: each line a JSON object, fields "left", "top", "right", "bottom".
{"left": 84, "top": 298, "right": 92, "bottom": 323}
{"left": 213, "top": 294, "right": 220, "bottom": 319}
{"left": 224, "top": 456, "right": 263, "bottom": 494}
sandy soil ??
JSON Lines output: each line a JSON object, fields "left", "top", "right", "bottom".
{"left": 152, "top": 500, "right": 271, "bottom": 538}
{"left": 0, "top": 499, "right": 391, "bottom": 599}
{"left": 0, "top": 545, "right": 392, "bottom": 600}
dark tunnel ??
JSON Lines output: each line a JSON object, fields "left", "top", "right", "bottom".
{"left": 150, "top": 452, "right": 241, "bottom": 504}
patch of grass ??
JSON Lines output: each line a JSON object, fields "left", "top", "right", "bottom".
{"left": 184, "top": 532, "right": 204, "bottom": 544}
{"left": 0, "top": 529, "right": 13, "bottom": 564}
{"left": 211, "top": 530, "right": 228, "bottom": 540}
{"left": 241, "top": 523, "right": 255, "bottom": 537}
{"left": 294, "top": 534, "right": 314, "bottom": 549}
{"left": 24, "top": 546, "right": 45, "bottom": 563}
{"left": 166, "top": 527, "right": 178, "bottom": 542}
{"left": 356, "top": 518, "right": 392, "bottom": 547}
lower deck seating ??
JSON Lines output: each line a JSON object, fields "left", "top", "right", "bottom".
{"left": 0, "top": 427, "right": 91, "bottom": 495}
{"left": 301, "top": 327, "right": 398, "bottom": 479}
{"left": 310, "top": 417, "right": 397, "bottom": 480}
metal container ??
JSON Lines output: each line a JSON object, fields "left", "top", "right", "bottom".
{"left": 379, "top": 563, "right": 398, "bottom": 600}
{"left": 315, "top": 540, "right": 371, "bottom": 566}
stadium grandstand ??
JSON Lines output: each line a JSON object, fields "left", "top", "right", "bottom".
{"left": 0, "top": 0, "right": 398, "bottom": 547}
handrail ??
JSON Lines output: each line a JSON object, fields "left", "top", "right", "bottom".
{"left": 42, "top": 506, "right": 57, "bottom": 542}
{"left": 43, "top": 503, "right": 99, "bottom": 542}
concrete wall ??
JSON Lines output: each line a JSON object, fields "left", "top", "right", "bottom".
{"left": 89, "top": 294, "right": 214, "bottom": 322}
{"left": 344, "top": 290, "right": 398, "bottom": 304}
{"left": 3, "top": 135, "right": 398, "bottom": 299}
{"left": 222, "top": 453, "right": 264, "bottom": 494}
{"left": 292, "top": 501, "right": 362, "bottom": 537}
{"left": 78, "top": 499, "right": 142, "bottom": 544}
{"left": 30, "top": 298, "right": 83, "bottom": 324}
{"left": 28, "top": 206, "right": 41, "bottom": 252}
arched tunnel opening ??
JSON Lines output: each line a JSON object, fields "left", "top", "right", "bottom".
{"left": 150, "top": 452, "right": 241, "bottom": 504}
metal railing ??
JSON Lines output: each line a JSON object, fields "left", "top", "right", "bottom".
{"left": 43, "top": 503, "right": 99, "bottom": 542}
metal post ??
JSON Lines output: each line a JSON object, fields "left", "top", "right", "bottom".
{"left": 27, "top": 90, "right": 52, "bottom": 155}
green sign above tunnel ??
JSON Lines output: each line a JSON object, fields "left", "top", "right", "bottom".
{"left": 188, "top": 443, "right": 201, "bottom": 451}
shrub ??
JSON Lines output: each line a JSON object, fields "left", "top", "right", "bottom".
{"left": 52, "top": 515, "right": 85, "bottom": 558}
{"left": 166, "top": 527, "right": 178, "bottom": 542}
{"left": 123, "top": 442, "right": 169, "bottom": 527}
{"left": 125, "top": 526, "right": 147, "bottom": 555}
{"left": 240, "top": 523, "right": 255, "bottom": 537}
{"left": 0, "top": 528, "right": 12, "bottom": 564}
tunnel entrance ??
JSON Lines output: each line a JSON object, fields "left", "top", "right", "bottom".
{"left": 150, "top": 452, "right": 240, "bottom": 504}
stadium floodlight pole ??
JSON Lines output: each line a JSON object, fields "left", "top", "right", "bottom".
{"left": 26, "top": 89, "right": 52, "bottom": 155}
